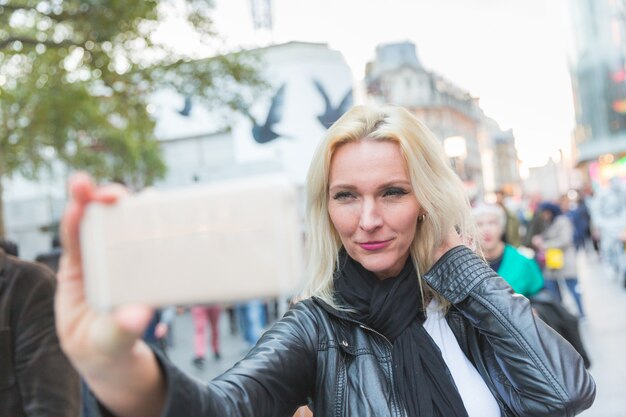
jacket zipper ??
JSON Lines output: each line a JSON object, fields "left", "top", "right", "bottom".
{"left": 357, "top": 324, "right": 407, "bottom": 417}
{"left": 312, "top": 300, "right": 408, "bottom": 417}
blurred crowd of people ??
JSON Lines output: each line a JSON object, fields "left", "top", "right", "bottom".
{"left": 493, "top": 179, "right": 626, "bottom": 292}
{"left": 470, "top": 179, "right": 626, "bottom": 371}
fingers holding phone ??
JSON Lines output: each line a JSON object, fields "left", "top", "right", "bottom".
{"left": 55, "top": 173, "right": 152, "bottom": 370}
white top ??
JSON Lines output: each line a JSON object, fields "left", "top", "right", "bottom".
{"left": 423, "top": 301, "right": 501, "bottom": 417}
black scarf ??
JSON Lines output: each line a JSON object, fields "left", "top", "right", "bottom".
{"left": 333, "top": 252, "right": 469, "bottom": 417}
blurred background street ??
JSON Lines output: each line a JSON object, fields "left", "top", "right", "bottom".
{"left": 576, "top": 252, "right": 626, "bottom": 417}
{"left": 165, "top": 250, "right": 625, "bottom": 417}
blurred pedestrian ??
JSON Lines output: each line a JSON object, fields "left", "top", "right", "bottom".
{"left": 0, "top": 239, "right": 81, "bottom": 417}
{"left": 144, "top": 306, "right": 176, "bottom": 357}
{"left": 521, "top": 194, "right": 543, "bottom": 248}
{"left": 588, "top": 178, "right": 626, "bottom": 280}
{"left": 473, "top": 203, "right": 543, "bottom": 297}
{"left": 567, "top": 194, "right": 592, "bottom": 252}
{"left": 35, "top": 234, "right": 63, "bottom": 273}
{"left": 529, "top": 290, "right": 591, "bottom": 368}
{"left": 532, "top": 202, "right": 586, "bottom": 318}
{"left": 0, "top": 238, "right": 19, "bottom": 256}
{"left": 224, "top": 304, "right": 239, "bottom": 336}
{"left": 495, "top": 189, "right": 521, "bottom": 247}
{"left": 191, "top": 304, "right": 222, "bottom": 368}
{"left": 236, "top": 299, "right": 266, "bottom": 348}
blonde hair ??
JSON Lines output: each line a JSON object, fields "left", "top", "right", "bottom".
{"left": 301, "top": 105, "right": 476, "bottom": 309}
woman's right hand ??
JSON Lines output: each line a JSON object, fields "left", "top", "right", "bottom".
{"left": 55, "top": 173, "right": 156, "bottom": 391}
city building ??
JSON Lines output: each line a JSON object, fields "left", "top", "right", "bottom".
{"left": 478, "top": 115, "right": 522, "bottom": 196}
{"left": 364, "top": 41, "right": 484, "bottom": 198}
{"left": 524, "top": 158, "right": 570, "bottom": 202}
{"left": 153, "top": 41, "right": 353, "bottom": 188}
{"left": 569, "top": 0, "right": 626, "bottom": 188}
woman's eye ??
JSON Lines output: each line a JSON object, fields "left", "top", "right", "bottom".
{"left": 332, "top": 191, "right": 355, "bottom": 200}
{"left": 383, "top": 187, "right": 408, "bottom": 197}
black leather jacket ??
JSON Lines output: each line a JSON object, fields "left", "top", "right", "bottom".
{"left": 115, "top": 246, "right": 596, "bottom": 417}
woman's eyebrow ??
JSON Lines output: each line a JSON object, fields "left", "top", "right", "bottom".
{"left": 328, "top": 184, "right": 358, "bottom": 191}
{"left": 328, "top": 180, "right": 413, "bottom": 194}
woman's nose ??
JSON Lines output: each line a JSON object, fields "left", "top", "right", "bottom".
{"left": 359, "top": 199, "right": 383, "bottom": 232}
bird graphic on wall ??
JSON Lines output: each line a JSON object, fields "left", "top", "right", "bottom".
{"left": 243, "top": 84, "right": 286, "bottom": 144}
{"left": 313, "top": 79, "right": 353, "bottom": 129}
{"left": 178, "top": 96, "right": 192, "bottom": 117}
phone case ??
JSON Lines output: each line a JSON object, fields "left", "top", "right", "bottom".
{"left": 80, "top": 175, "right": 304, "bottom": 310}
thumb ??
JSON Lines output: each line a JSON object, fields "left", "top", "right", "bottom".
{"left": 90, "top": 305, "right": 153, "bottom": 356}
{"left": 115, "top": 304, "right": 154, "bottom": 335}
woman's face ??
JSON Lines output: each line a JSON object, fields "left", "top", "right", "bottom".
{"left": 475, "top": 213, "right": 503, "bottom": 252}
{"left": 540, "top": 210, "right": 553, "bottom": 223}
{"left": 328, "top": 140, "right": 421, "bottom": 279}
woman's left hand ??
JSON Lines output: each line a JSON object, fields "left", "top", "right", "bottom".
{"left": 432, "top": 228, "right": 464, "bottom": 264}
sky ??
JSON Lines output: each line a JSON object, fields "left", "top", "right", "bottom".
{"left": 170, "top": 0, "right": 577, "bottom": 168}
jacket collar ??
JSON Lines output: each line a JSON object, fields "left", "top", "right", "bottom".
{"left": 311, "top": 296, "right": 396, "bottom": 355}
{"left": 311, "top": 297, "right": 365, "bottom": 354}
{"left": 311, "top": 296, "right": 367, "bottom": 326}
{"left": 311, "top": 296, "right": 468, "bottom": 355}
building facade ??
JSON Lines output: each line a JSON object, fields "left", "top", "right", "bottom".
{"left": 365, "top": 41, "right": 499, "bottom": 199}
{"left": 152, "top": 41, "right": 354, "bottom": 189}
{"left": 478, "top": 115, "right": 522, "bottom": 196}
{"left": 569, "top": 0, "right": 626, "bottom": 187}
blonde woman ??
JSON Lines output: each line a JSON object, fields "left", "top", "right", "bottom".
{"left": 56, "top": 105, "right": 595, "bottom": 417}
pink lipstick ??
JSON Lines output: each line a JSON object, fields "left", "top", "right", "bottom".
{"left": 359, "top": 240, "right": 391, "bottom": 251}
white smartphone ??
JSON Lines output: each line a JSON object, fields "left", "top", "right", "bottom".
{"left": 80, "top": 175, "right": 304, "bottom": 311}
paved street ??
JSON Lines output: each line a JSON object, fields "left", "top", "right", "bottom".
{"left": 575, "top": 252, "right": 626, "bottom": 417}
{"left": 165, "top": 251, "right": 626, "bottom": 416}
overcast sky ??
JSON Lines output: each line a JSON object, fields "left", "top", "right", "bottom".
{"left": 199, "top": 0, "right": 576, "bottom": 167}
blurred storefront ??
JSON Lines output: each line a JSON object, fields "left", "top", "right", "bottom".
{"left": 587, "top": 153, "right": 626, "bottom": 189}
{"left": 569, "top": 0, "right": 626, "bottom": 188}
{"left": 1, "top": 163, "right": 67, "bottom": 260}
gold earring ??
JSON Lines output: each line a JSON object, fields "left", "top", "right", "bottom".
{"left": 418, "top": 214, "right": 425, "bottom": 222}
